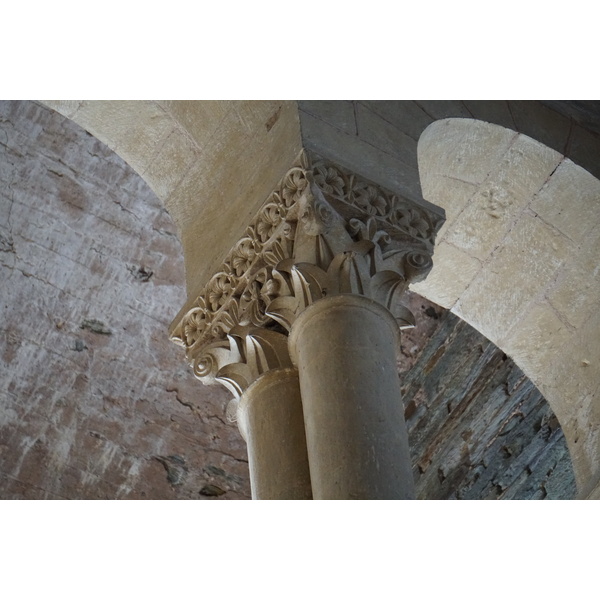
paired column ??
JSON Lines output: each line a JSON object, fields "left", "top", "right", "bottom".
{"left": 236, "top": 368, "right": 312, "bottom": 500}
{"left": 233, "top": 295, "right": 414, "bottom": 500}
{"left": 170, "top": 152, "right": 439, "bottom": 500}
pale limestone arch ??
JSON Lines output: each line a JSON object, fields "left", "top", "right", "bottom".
{"left": 413, "top": 118, "right": 600, "bottom": 498}
{"left": 43, "top": 101, "right": 303, "bottom": 312}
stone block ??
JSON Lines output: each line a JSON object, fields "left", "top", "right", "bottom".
{"left": 231, "top": 101, "right": 297, "bottom": 138}
{"left": 41, "top": 100, "right": 81, "bottom": 120}
{"left": 567, "top": 124, "right": 600, "bottom": 183}
{"left": 443, "top": 134, "right": 562, "bottom": 261}
{"left": 69, "top": 101, "right": 176, "bottom": 178}
{"left": 585, "top": 478, "right": 600, "bottom": 499}
{"left": 543, "top": 309, "right": 600, "bottom": 490}
{"left": 300, "top": 110, "right": 425, "bottom": 206}
{"left": 542, "top": 100, "right": 600, "bottom": 136}
{"left": 159, "top": 100, "right": 230, "bottom": 149}
{"left": 357, "top": 101, "right": 433, "bottom": 141}
{"left": 415, "top": 100, "right": 473, "bottom": 120}
{"left": 419, "top": 174, "right": 477, "bottom": 239}
{"left": 547, "top": 224, "right": 600, "bottom": 329}
{"left": 500, "top": 301, "right": 573, "bottom": 410}
{"left": 544, "top": 308, "right": 600, "bottom": 415}
{"left": 508, "top": 101, "right": 571, "bottom": 156}
{"left": 418, "top": 118, "right": 516, "bottom": 185}
{"left": 462, "top": 100, "right": 516, "bottom": 131}
{"left": 355, "top": 102, "right": 418, "bottom": 169}
{"left": 530, "top": 158, "right": 600, "bottom": 243}
{"left": 455, "top": 214, "right": 573, "bottom": 345}
{"left": 410, "top": 241, "right": 482, "bottom": 309}
{"left": 141, "top": 126, "right": 200, "bottom": 201}
{"left": 298, "top": 101, "right": 357, "bottom": 135}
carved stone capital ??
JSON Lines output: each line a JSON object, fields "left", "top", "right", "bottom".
{"left": 170, "top": 150, "right": 443, "bottom": 401}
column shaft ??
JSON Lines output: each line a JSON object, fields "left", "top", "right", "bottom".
{"left": 237, "top": 368, "right": 312, "bottom": 500}
{"left": 289, "top": 294, "right": 415, "bottom": 499}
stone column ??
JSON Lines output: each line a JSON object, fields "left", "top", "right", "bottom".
{"left": 170, "top": 151, "right": 441, "bottom": 500}
{"left": 289, "top": 294, "right": 414, "bottom": 499}
{"left": 236, "top": 368, "right": 312, "bottom": 499}
{"left": 188, "top": 326, "right": 312, "bottom": 500}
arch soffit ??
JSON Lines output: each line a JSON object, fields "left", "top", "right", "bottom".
{"left": 414, "top": 117, "right": 600, "bottom": 495}
{"left": 42, "top": 101, "right": 303, "bottom": 302}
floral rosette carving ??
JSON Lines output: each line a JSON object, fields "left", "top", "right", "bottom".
{"left": 282, "top": 167, "right": 308, "bottom": 206}
{"left": 239, "top": 268, "right": 273, "bottom": 327}
{"left": 389, "top": 204, "right": 431, "bottom": 239}
{"left": 182, "top": 303, "right": 211, "bottom": 348}
{"left": 231, "top": 237, "right": 257, "bottom": 277}
{"left": 207, "top": 271, "right": 236, "bottom": 312}
{"left": 348, "top": 180, "right": 388, "bottom": 216}
{"left": 256, "top": 202, "right": 284, "bottom": 243}
{"left": 308, "top": 152, "right": 442, "bottom": 247}
{"left": 312, "top": 164, "right": 345, "bottom": 197}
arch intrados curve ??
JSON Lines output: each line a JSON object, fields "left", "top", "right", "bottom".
{"left": 42, "top": 101, "right": 303, "bottom": 307}
{"left": 414, "top": 117, "right": 600, "bottom": 497}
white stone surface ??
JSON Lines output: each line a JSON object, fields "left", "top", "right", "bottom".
{"left": 418, "top": 118, "right": 600, "bottom": 492}
{"left": 410, "top": 241, "right": 481, "bottom": 309}
{"left": 530, "top": 158, "right": 600, "bottom": 243}
{"left": 455, "top": 214, "right": 572, "bottom": 344}
{"left": 418, "top": 118, "right": 516, "bottom": 185}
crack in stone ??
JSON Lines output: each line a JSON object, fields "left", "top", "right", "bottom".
{"left": 207, "top": 414, "right": 230, "bottom": 427}
{"left": 111, "top": 197, "right": 141, "bottom": 221}
{"left": 166, "top": 387, "right": 201, "bottom": 418}
{"left": 0, "top": 232, "right": 14, "bottom": 253}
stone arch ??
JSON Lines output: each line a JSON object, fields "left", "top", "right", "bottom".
{"left": 43, "top": 101, "right": 303, "bottom": 307}
{"left": 413, "top": 118, "right": 600, "bottom": 497}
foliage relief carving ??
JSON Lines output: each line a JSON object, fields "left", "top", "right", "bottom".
{"left": 170, "top": 150, "right": 442, "bottom": 397}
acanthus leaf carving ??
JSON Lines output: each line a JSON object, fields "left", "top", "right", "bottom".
{"left": 370, "top": 271, "right": 415, "bottom": 329}
{"left": 265, "top": 261, "right": 327, "bottom": 331}
{"left": 192, "top": 325, "right": 292, "bottom": 402}
{"left": 326, "top": 249, "right": 373, "bottom": 297}
{"left": 171, "top": 149, "right": 442, "bottom": 399}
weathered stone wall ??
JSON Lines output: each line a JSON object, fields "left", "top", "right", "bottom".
{"left": 0, "top": 100, "right": 250, "bottom": 499}
{"left": 400, "top": 293, "right": 576, "bottom": 500}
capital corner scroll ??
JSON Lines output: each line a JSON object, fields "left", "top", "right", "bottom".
{"left": 170, "top": 150, "right": 444, "bottom": 407}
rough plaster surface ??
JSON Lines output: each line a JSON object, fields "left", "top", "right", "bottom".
{"left": 400, "top": 294, "right": 576, "bottom": 500}
{"left": 0, "top": 101, "right": 577, "bottom": 500}
{"left": 415, "top": 118, "right": 600, "bottom": 495}
{"left": 0, "top": 101, "right": 250, "bottom": 499}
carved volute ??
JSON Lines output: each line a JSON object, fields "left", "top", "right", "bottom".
{"left": 170, "top": 150, "right": 443, "bottom": 407}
